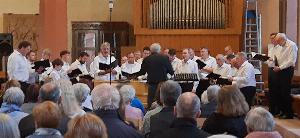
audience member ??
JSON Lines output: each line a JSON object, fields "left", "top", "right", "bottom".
{"left": 0, "top": 113, "right": 20, "bottom": 138}
{"left": 0, "top": 79, "right": 21, "bottom": 106}
{"left": 202, "top": 85, "right": 248, "bottom": 138}
{"left": 148, "top": 80, "right": 182, "bottom": 137}
{"left": 27, "top": 101, "right": 62, "bottom": 138}
{"left": 73, "top": 83, "right": 92, "bottom": 112}
{"left": 119, "top": 85, "right": 143, "bottom": 120}
{"left": 157, "top": 92, "right": 210, "bottom": 138}
{"left": 65, "top": 113, "right": 108, "bottom": 138}
{"left": 245, "top": 107, "right": 282, "bottom": 138}
{"left": 200, "top": 85, "right": 220, "bottom": 118}
{"left": 21, "top": 84, "right": 40, "bottom": 114}
{"left": 92, "top": 83, "right": 142, "bottom": 138}
{"left": 209, "top": 134, "right": 237, "bottom": 138}
{"left": 0, "top": 87, "right": 28, "bottom": 124}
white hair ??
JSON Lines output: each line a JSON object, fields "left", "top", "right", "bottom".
{"left": 91, "top": 83, "right": 120, "bottom": 110}
{"left": 245, "top": 107, "right": 275, "bottom": 132}
{"left": 72, "top": 83, "right": 90, "bottom": 104}
{"left": 236, "top": 52, "right": 247, "bottom": 60}
{"left": 54, "top": 79, "right": 83, "bottom": 118}
{"left": 176, "top": 92, "right": 200, "bottom": 118}
{"left": 0, "top": 113, "right": 20, "bottom": 138}
{"left": 150, "top": 43, "right": 161, "bottom": 53}
{"left": 207, "top": 85, "right": 221, "bottom": 102}
{"left": 3, "top": 87, "right": 24, "bottom": 106}
{"left": 119, "top": 85, "right": 136, "bottom": 104}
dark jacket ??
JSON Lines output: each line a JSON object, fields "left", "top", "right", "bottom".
{"left": 138, "top": 53, "right": 174, "bottom": 84}
{"left": 94, "top": 109, "right": 142, "bottom": 138}
{"left": 202, "top": 112, "right": 247, "bottom": 138}
{"left": 18, "top": 114, "right": 70, "bottom": 138}
{"left": 155, "top": 118, "right": 211, "bottom": 138}
{"left": 200, "top": 100, "right": 217, "bottom": 118}
{"left": 149, "top": 106, "right": 175, "bottom": 137}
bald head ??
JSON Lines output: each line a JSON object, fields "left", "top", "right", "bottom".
{"left": 274, "top": 33, "right": 287, "bottom": 46}
{"left": 224, "top": 45, "right": 233, "bottom": 55}
{"left": 216, "top": 54, "right": 225, "bottom": 66}
{"left": 39, "top": 82, "right": 60, "bottom": 103}
{"left": 176, "top": 92, "right": 201, "bottom": 118}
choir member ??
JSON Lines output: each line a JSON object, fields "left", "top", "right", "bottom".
{"left": 137, "top": 46, "right": 151, "bottom": 64}
{"left": 70, "top": 51, "right": 90, "bottom": 75}
{"left": 121, "top": 52, "right": 141, "bottom": 79}
{"left": 49, "top": 58, "right": 64, "bottom": 81}
{"left": 59, "top": 50, "right": 71, "bottom": 80}
{"left": 213, "top": 54, "right": 231, "bottom": 77}
{"left": 188, "top": 48, "right": 200, "bottom": 61}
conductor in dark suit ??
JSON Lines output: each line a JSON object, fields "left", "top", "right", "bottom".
{"left": 137, "top": 43, "right": 174, "bottom": 108}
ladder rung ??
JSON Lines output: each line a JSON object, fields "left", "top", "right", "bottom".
{"left": 245, "top": 45, "right": 258, "bottom": 47}
{"left": 246, "top": 38, "right": 257, "bottom": 40}
{"left": 246, "top": 31, "right": 258, "bottom": 33}
{"left": 246, "top": 24, "right": 257, "bottom": 26}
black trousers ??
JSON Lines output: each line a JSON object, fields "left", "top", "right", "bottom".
{"left": 19, "top": 81, "right": 30, "bottom": 94}
{"left": 268, "top": 68, "right": 280, "bottom": 115}
{"left": 179, "top": 83, "right": 194, "bottom": 93}
{"left": 240, "top": 86, "right": 256, "bottom": 107}
{"left": 196, "top": 79, "right": 210, "bottom": 98}
{"left": 278, "top": 67, "right": 294, "bottom": 117}
{"left": 147, "top": 83, "right": 159, "bottom": 109}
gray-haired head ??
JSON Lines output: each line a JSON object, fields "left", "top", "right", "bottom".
{"left": 160, "top": 80, "right": 182, "bottom": 106}
{"left": 119, "top": 85, "right": 136, "bottom": 105}
{"left": 150, "top": 43, "right": 161, "bottom": 53}
{"left": 236, "top": 52, "right": 247, "bottom": 60}
{"left": 245, "top": 107, "right": 275, "bottom": 132}
{"left": 0, "top": 113, "right": 20, "bottom": 138}
{"left": 3, "top": 87, "right": 24, "bottom": 107}
{"left": 176, "top": 92, "right": 201, "bottom": 118}
{"left": 91, "top": 83, "right": 120, "bottom": 110}
{"left": 207, "top": 85, "right": 221, "bottom": 102}
{"left": 39, "top": 82, "right": 61, "bottom": 103}
{"left": 208, "top": 134, "right": 237, "bottom": 138}
{"left": 72, "top": 83, "right": 90, "bottom": 104}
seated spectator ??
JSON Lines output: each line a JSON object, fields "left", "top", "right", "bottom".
{"left": 157, "top": 92, "right": 210, "bottom": 138}
{"left": 142, "top": 82, "right": 163, "bottom": 135}
{"left": 72, "top": 83, "right": 92, "bottom": 112}
{"left": 0, "top": 87, "right": 28, "bottom": 124}
{"left": 27, "top": 101, "right": 63, "bottom": 138}
{"left": 0, "top": 80, "right": 21, "bottom": 106}
{"left": 202, "top": 85, "right": 248, "bottom": 138}
{"left": 131, "top": 97, "right": 146, "bottom": 115}
{"left": 55, "top": 80, "right": 85, "bottom": 118}
{"left": 119, "top": 85, "right": 143, "bottom": 120}
{"left": 201, "top": 85, "right": 220, "bottom": 118}
{"left": 65, "top": 113, "right": 108, "bottom": 138}
{"left": 245, "top": 107, "right": 282, "bottom": 138}
{"left": 148, "top": 80, "right": 182, "bottom": 137}
{"left": 92, "top": 83, "right": 142, "bottom": 138}
{"left": 19, "top": 82, "right": 69, "bottom": 138}
{"left": 0, "top": 113, "right": 20, "bottom": 138}
{"left": 21, "top": 84, "right": 40, "bottom": 114}
{"left": 208, "top": 134, "right": 237, "bottom": 138}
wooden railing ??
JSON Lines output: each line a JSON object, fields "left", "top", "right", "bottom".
{"left": 141, "top": 0, "right": 231, "bottom": 29}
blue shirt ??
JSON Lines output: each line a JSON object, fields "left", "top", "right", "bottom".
{"left": 131, "top": 97, "right": 146, "bottom": 115}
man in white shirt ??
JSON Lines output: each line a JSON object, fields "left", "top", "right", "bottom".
{"left": 199, "top": 47, "right": 217, "bottom": 77}
{"left": 213, "top": 54, "right": 231, "bottom": 77}
{"left": 265, "top": 33, "right": 282, "bottom": 116}
{"left": 230, "top": 52, "right": 256, "bottom": 107}
{"left": 166, "top": 48, "right": 181, "bottom": 71}
{"left": 121, "top": 52, "right": 141, "bottom": 79}
{"left": 175, "top": 49, "right": 199, "bottom": 93}
{"left": 134, "top": 50, "right": 142, "bottom": 62}
{"left": 137, "top": 47, "right": 151, "bottom": 64}
{"left": 49, "top": 58, "right": 64, "bottom": 81}
{"left": 226, "top": 54, "right": 238, "bottom": 77}
{"left": 7, "top": 41, "right": 31, "bottom": 92}
{"left": 70, "top": 51, "right": 90, "bottom": 75}
{"left": 59, "top": 50, "right": 71, "bottom": 80}
{"left": 93, "top": 42, "right": 120, "bottom": 80}
{"left": 272, "top": 33, "right": 298, "bottom": 119}
{"left": 26, "top": 50, "right": 39, "bottom": 84}
{"left": 188, "top": 48, "right": 200, "bottom": 61}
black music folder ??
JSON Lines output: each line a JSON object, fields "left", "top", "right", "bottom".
{"left": 206, "top": 73, "right": 221, "bottom": 80}
{"left": 32, "top": 60, "right": 51, "bottom": 69}
{"left": 251, "top": 52, "right": 270, "bottom": 62}
{"left": 196, "top": 59, "right": 206, "bottom": 69}
{"left": 121, "top": 71, "right": 139, "bottom": 80}
{"left": 79, "top": 74, "right": 94, "bottom": 81}
{"left": 68, "top": 68, "right": 82, "bottom": 78}
{"left": 216, "top": 78, "right": 232, "bottom": 85}
{"left": 99, "top": 60, "right": 118, "bottom": 70}
{"left": 274, "top": 55, "right": 279, "bottom": 66}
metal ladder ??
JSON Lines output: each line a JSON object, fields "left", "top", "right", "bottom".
{"left": 244, "top": 0, "right": 263, "bottom": 92}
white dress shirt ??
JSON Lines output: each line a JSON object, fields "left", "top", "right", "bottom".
{"left": 175, "top": 59, "right": 199, "bottom": 91}
{"left": 213, "top": 63, "right": 232, "bottom": 77}
{"left": 137, "top": 58, "right": 143, "bottom": 64}
{"left": 199, "top": 56, "right": 217, "bottom": 78}
{"left": 60, "top": 61, "right": 70, "bottom": 80}
{"left": 93, "top": 54, "right": 120, "bottom": 80}
{"left": 191, "top": 55, "right": 200, "bottom": 62}
{"left": 70, "top": 60, "right": 89, "bottom": 75}
{"left": 121, "top": 62, "right": 141, "bottom": 74}
{"left": 230, "top": 66, "right": 238, "bottom": 77}
{"left": 7, "top": 50, "right": 30, "bottom": 82}
{"left": 27, "top": 60, "right": 38, "bottom": 84}
{"left": 265, "top": 44, "right": 282, "bottom": 67}
{"left": 50, "top": 69, "right": 63, "bottom": 81}
{"left": 277, "top": 39, "right": 298, "bottom": 70}
{"left": 171, "top": 57, "right": 181, "bottom": 71}
{"left": 233, "top": 61, "right": 256, "bottom": 88}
